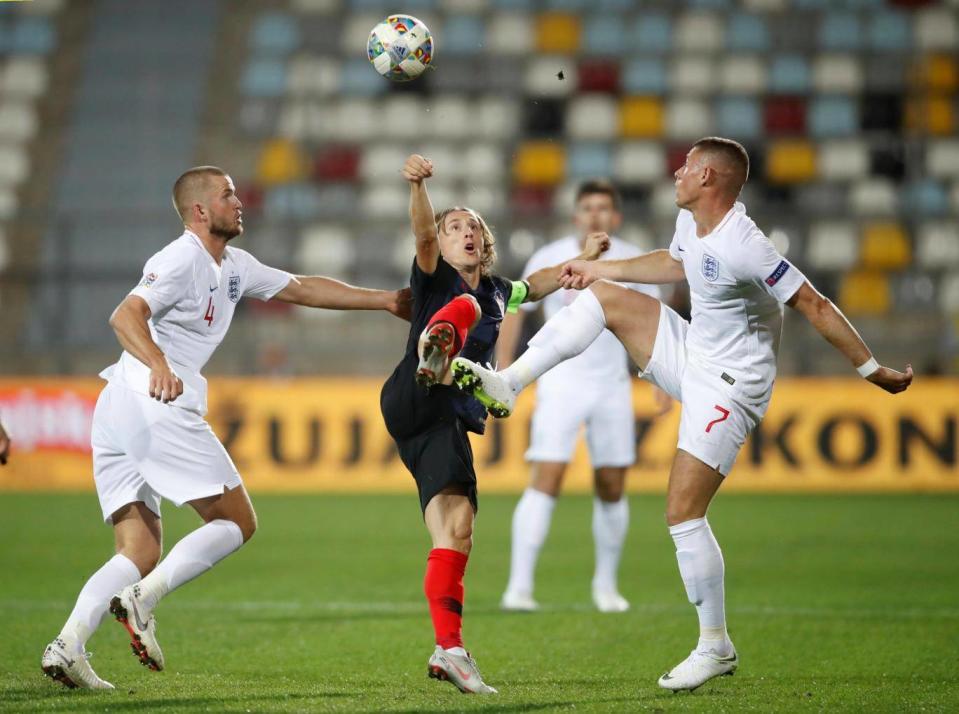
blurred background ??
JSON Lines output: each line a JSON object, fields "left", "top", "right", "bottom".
{"left": 0, "top": 0, "right": 956, "bottom": 493}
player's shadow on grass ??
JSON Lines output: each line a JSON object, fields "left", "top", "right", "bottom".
{"left": 3, "top": 688, "right": 351, "bottom": 710}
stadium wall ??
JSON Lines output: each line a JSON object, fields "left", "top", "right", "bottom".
{"left": 0, "top": 378, "right": 956, "bottom": 494}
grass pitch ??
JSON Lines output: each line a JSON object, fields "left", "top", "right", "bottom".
{"left": 1, "top": 492, "right": 957, "bottom": 712}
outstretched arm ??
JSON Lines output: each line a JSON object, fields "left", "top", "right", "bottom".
{"left": 402, "top": 154, "right": 439, "bottom": 274}
{"left": 560, "top": 249, "right": 685, "bottom": 290}
{"left": 273, "top": 277, "right": 412, "bottom": 321}
{"left": 787, "top": 281, "right": 913, "bottom": 393}
{"left": 525, "top": 232, "right": 611, "bottom": 302}
{"left": 109, "top": 296, "right": 184, "bottom": 403}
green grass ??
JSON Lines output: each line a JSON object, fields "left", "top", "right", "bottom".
{"left": 1, "top": 492, "right": 957, "bottom": 712}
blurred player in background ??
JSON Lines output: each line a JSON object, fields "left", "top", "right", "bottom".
{"left": 380, "top": 154, "right": 609, "bottom": 695}
{"left": 452, "top": 137, "right": 914, "bottom": 692}
{"left": 497, "top": 180, "right": 671, "bottom": 614}
{"left": 41, "top": 166, "right": 411, "bottom": 690}
{"left": 0, "top": 417, "right": 9, "bottom": 465}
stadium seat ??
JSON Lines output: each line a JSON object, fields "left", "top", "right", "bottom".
{"left": 286, "top": 56, "right": 339, "bottom": 95}
{"left": 250, "top": 13, "right": 300, "bottom": 55}
{"left": 630, "top": 14, "right": 672, "bottom": 54}
{"left": 917, "top": 221, "right": 959, "bottom": 269}
{"left": 867, "top": 10, "right": 911, "bottom": 51}
{"left": 427, "top": 97, "right": 472, "bottom": 139}
{"left": 16, "top": 0, "right": 64, "bottom": 15}
{"left": 514, "top": 141, "right": 565, "bottom": 185}
{"left": 764, "top": 97, "right": 806, "bottom": 135}
{"left": 492, "top": 0, "right": 533, "bottom": 8}
{"left": 621, "top": 59, "right": 667, "bottom": 95}
{"left": 277, "top": 100, "right": 326, "bottom": 141}
{"left": 568, "top": 95, "right": 617, "bottom": 140}
{"left": 297, "top": 224, "right": 356, "bottom": 277}
{"left": 511, "top": 186, "right": 554, "bottom": 215}
{"left": 264, "top": 183, "right": 322, "bottom": 221}
{"left": 620, "top": 97, "right": 664, "bottom": 138}
{"left": 716, "top": 97, "right": 761, "bottom": 140}
{"left": 315, "top": 184, "right": 361, "bottom": 218}
{"left": 525, "top": 56, "right": 576, "bottom": 96}
{"left": 1, "top": 58, "right": 47, "bottom": 97}
{"left": 464, "top": 143, "right": 505, "bottom": 181}
{"left": 817, "top": 140, "right": 869, "bottom": 181}
{"left": 567, "top": 143, "right": 612, "bottom": 179}
{"left": 419, "top": 143, "right": 458, "bottom": 178}
{"left": 726, "top": 13, "right": 769, "bottom": 51}
{"left": 487, "top": 13, "right": 533, "bottom": 54}
{"left": 666, "top": 98, "right": 712, "bottom": 139}
{"left": 651, "top": 179, "right": 680, "bottom": 216}
{"left": 807, "top": 222, "right": 858, "bottom": 271}
{"left": 360, "top": 145, "right": 407, "bottom": 182}
{"left": 361, "top": 183, "right": 408, "bottom": 218}
{"left": 313, "top": 146, "right": 360, "bottom": 182}
{"left": 797, "top": 182, "right": 848, "bottom": 215}
{"left": 335, "top": 99, "right": 380, "bottom": 141}
{"left": 0, "top": 101, "right": 37, "bottom": 142}
{"left": 913, "top": 55, "right": 958, "bottom": 93}
{"left": 578, "top": 60, "right": 619, "bottom": 93}
{"left": 10, "top": 17, "right": 55, "bottom": 54}
{"left": 860, "top": 222, "right": 911, "bottom": 270}
{"left": 443, "top": 0, "right": 487, "bottom": 13}
{"left": 671, "top": 57, "right": 714, "bottom": 95}
{"left": 813, "top": 55, "right": 862, "bottom": 93}
{"left": 0, "top": 144, "right": 29, "bottom": 186}
{"left": 864, "top": 55, "right": 906, "bottom": 92}
{"left": 290, "top": 0, "right": 340, "bottom": 13}
{"left": 545, "top": 0, "right": 589, "bottom": 10}
{"left": 893, "top": 272, "right": 937, "bottom": 312}
{"left": 850, "top": 179, "right": 899, "bottom": 216}
{"left": 536, "top": 14, "right": 581, "bottom": 53}
{"left": 769, "top": 55, "right": 810, "bottom": 94}
{"left": 582, "top": 15, "right": 628, "bottom": 56}
{"left": 905, "top": 179, "right": 949, "bottom": 216}
{"left": 380, "top": 96, "right": 426, "bottom": 140}
{"left": 766, "top": 141, "right": 816, "bottom": 184}
{"left": 742, "top": 0, "right": 786, "bottom": 9}
{"left": 839, "top": 271, "right": 892, "bottom": 316}
{"left": 341, "top": 13, "right": 386, "bottom": 55}
{"left": 442, "top": 15, "right": 485, "bottom": 55}
{"left": 675, "top": 12, "right": 725, "bottom": 52}
{"left": 463, "top": 184, "right": 507, "bottom": 217}
{"left": 819, "top": 13, "right": 862, "bottom": 50}
{"left": 719, "top": 55, "right": 766, "bottom": 94}
{"left": 0, "top": 189, "right": 17, "bottom": 222}
{"left": 241, "top": 58, "right": 287, "bottom": 98}
{"left": 613, "top": 142, "right": 665, "bottom": 184}
{"left": 906, "top": 96, "right": 955, "bottom": 135}
{"left": 861, "top": 92, "right": 902, "bottom": 132}
{"left": 339, "top": 58, "right": 387, "bottom": 96}
{"left": 926, "top": 139, "right": 959, "bottom": 179}
{"left": 809, "top": 97, "right": 858, "bottom": 137}
{"left": 914, "top": 7, "right": 959, "bottom": 51}
{"left": 257, "top": 139, "right": 307, "bottom": 185}
{"left": 940, "top": 272, "right": 959, "bottom": 314}
{"left": 475, "top": 97, "right": 520, "bottom": 139}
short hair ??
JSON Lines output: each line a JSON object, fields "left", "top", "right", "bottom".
{"left": 574, "top": 179, "right": 622, "bottom": 211}
{"left": 172, "top": 166, "right": 226, "bottom": 221}
{"left": 692, "top": 137, "right": 750, "bottom": 191}
{"left": 434, "top": 206, "right": 497, "bottom": 276}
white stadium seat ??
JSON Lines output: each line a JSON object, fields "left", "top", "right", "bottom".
{"left": 813, "top": 54, "right": 863, "bottom": 93}
{"left": 613, "top": 142, "right": 665, "bottom": 184}
{"left": 287, "top": 56, "right": 339, "bottom": 95}
{"left": 0, "top": 145, "right": 29, "bottom": 186}
{"left": 567, "top": 95, "right": 618, "bottom": 140}
{"left": 525, "top": 56, "right": 577, "bottom": 97}
{"left": 807, "top": 221, "right": 859, "bottom": 270}
{"left": 927, "top": 140, "right": 959, "bottom": 178}
{"left": 428, "top": 97, "right": 472, "bottom": 139}
{"left": 666, "top": 98, "right": 713, "bottom": 138}
{"left": 818, "top": 140, "right": 869, "bottom": 181}
{"left": 474, "top": 97, "right": 520, "bottom": 139}
{"left": 487, "top": 13, "right": 534, "bottom": 54}
{"left": 1, "top": 58, "right": 48, "bottom": 97}
{"left": 464, "top": 143, "right": 505, "bottom": 182}
{"left": 297, "top": 224, "right": 355, "bottom": 276}
{"left": 361, "top": 184, "right": 408, "bottom": 219}
{"left": 0, "top": 102, "right": 38, "bottom": 142}
{"left": 675, "top": 13, "right": 725, "bottom": 52}
{"left": 917, "top": 221, "right": 959, "bottom": 269}
{"left": 915, "top": 7, "right": 958, "bottom": 50}
{"left": 360, "top": 144, "right": 407, "bottom": 181}
{"left": 335, "top": 98, "right": 379, "bottom": 141}
{"left": 671, "top": 56, "right": 715, "bottom": 95}
{"left": 850, "top": 178, "right": 899, "bottom": 216}
{"left": 719, "top": 55, "right": 766, "bottom": 94}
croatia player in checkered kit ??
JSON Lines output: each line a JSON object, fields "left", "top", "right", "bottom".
{"left": 41, "top": 166, "right": 411, "bottom": 690}
{"left": 451, "top": 138, "right": 913, "bottom": 692}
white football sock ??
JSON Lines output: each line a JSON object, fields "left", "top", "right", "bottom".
{"left": 670, "top": 517, "right": 730, "bottom": 654}
{"left": 60, "top": 553, "right": 141, "bottom": 651}
{"left": 502, "top": 288, "right": 607, "bottom": 392}
{"left": 137, "top": 519, "right": 243, "bottom": 613}
{"left": 592, "top": 496, "right": 629, "bottom": 593}
{"left": 505, "top": 488, "right": 557, "bottom": 597}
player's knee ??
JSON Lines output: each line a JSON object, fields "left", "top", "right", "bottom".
{"left": 119, "top": 543, "right": 161, "bottom": 576}
{"left": 236, "top": 510, "right": 258, "bottom": 543}
{"left": 455, "top": 293, "right": 481, "bottom": 325}
{"left": 595, "top": 480, "right": 624, "bottom": 502}
{"left": 665, "top": 503, "right": 702, "bottom": 527}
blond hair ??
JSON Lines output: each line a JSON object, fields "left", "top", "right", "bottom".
{"left": 434, "top": 206, "right": 497, "bottom": 276}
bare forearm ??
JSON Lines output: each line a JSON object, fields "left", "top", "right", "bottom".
{"left": 528, "top": 246, "right": 605, "bottom": 301}
{"left": 285, "top": 276, "right": 390, "bottom": 310}
{"left": 109, "top": 303, "right": 167, "bottom": 369}
{"left": 804, "top": 298, "right": 871, "bottom": 367}
{"left": 496, "top": 311, "right": 525, "bottom": 368}
{"left": 409, "top": 182, "right": 436, "bottom": 245}
{"left": 599, "top": 250, "right": 685, "bottom": 284}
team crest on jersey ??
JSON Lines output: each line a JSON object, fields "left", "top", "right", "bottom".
{"left": 228, "top": 274, "right": 240, "bottom": 302}
{"left": 701, "top": 254, "right": 719, "bottom": 282}
{"left": 138, "top": 272, "right": 158, "bottom": 288}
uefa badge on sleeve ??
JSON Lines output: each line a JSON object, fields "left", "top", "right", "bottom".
{"left": 228, "top": 275, "right": 240, "bottom": 303}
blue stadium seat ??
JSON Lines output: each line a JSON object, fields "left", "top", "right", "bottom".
{"left": 622, "top": 58, "right": 667, "bottom": 94}
{"left": 583, "top": 15, "right": 627, "bottom": 55}
{"left": 339, "top": 58, "right": 387, "bottom": 95}
{"left": 491, "top": 0, "right": 533, "bottom": 9}
{"left": 10, "top": 17, "right": 55, "bottom": 54}
{"left": 688, "top": 0, "right": 731, "bottom": 8}
{"left": 726, "top": 12, "right": 769, "bottom": 51}
{"left": 819, "top": 13, "right": 862, "bottom": 50}
{"left": 546, "top": 0, "right": 589, "bottom": 9}
{"left": 769, "top": 55, "right": 810, "bottom": 94}
{"left": 568, "top": 143, "right": 612, "bottom": 178}
{"left": 240, "top": 58, "right": 287, "bottom": 98}
{"left": 592, "top": 0, "right": 634, "bottom": 9}
{"left": 250, "top": 13, "right": 300, "bottom": 55}
{"left": 867, "top": 11, "right": 911, "bottom": 51}
{"left": 716, "top": 97, "right": 761, "bottom": 140}
{"left": 443, "top": 16, "right": 485, "bottom": 55}
{"left": 631, "top": 14, "right": 672, "bottom": 54}
{"left": 905, "top": 179, "right": 949, "bottom": 217}
{"left": 809, "top": 97, "right": 858, "bottom": 137}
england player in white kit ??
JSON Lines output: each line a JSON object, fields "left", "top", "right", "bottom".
{"left": 451, "top": 138, "right": 913, "bottom": 691}
{"left": 41, "top": 166, "right": 410, "bottom": 690}
{"left": 498, "top": 181, "right": 669, "bottom": 614}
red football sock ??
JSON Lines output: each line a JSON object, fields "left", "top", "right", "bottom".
{"left": 424, "top": 548, "right": 468, "bottom": 650}
{"left": 427, "top": 296, "right": 479, "bottom": 354}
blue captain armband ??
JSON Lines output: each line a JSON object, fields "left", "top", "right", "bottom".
{"left": 506, "top": 280, "right": 530, "bottom": 313}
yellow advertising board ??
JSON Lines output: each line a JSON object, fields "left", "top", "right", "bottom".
{"left": 0, "top": 377, "right": 956, "bottom": 493}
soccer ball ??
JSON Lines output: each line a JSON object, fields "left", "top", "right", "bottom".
{"left": 367, "top": 15, "right": 433, "bottom": 82}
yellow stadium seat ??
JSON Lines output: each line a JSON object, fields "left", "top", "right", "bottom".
{"left": 536, "top": 14, "right": 581, "bottom": 53}
{"left": 860, "top": 222, "right": 912, "bottom": 270}
{"left": 766, "top": 141, "right": 816, "bottom": 184}
{"left": 257, "top": 138, "right": 306, "bottom": 185}
{"left": 906, "top": 97, "right": 955, "bottom": 135}
{"left": 839, "top": 270, "right": 891, "bottom": 316}
{"left": 620, "top": 97, "right": 664, "bottom": 138}
{"left": 916, "top": 55, "right": 958, "bottom": 92}
{"left": 513, "top": 142, "right": 565, "bottom": 186}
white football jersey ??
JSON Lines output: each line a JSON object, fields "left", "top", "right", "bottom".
{"left": 100, "top": 230, "right": 293, "bottom": 415}
{"left": 669, "top": 202, "right": 805, "bottom": 405}
{"left": 520, "top": 236, "right": 661, "bottom": 387}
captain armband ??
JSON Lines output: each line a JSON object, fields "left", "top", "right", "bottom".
{"left": 506, "top": 280, "right": 530, "bottom": 313}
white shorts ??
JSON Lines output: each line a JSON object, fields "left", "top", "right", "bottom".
{"left": 639, "top": 303, "right": 767, "bottom": 475}
{"left": 526, "top": 377, "right": 635, "bottom": 468}
{"left": 92, "top": 383, "right": 242, "bottom": 523}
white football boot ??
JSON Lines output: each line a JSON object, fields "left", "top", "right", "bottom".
{"left": 41, "top": 637, "right": 114, "bottom": 690}
{"left": 416, "top": 321, "right": 456, "bottom": 387}
{"left": 591, "top": 587, "right": 630, "bottom": 613}
{"left": 450, "top": 358, "right": 516, "bottom": 418}
{"left": 109, "top": 585, "right": 165, "bottom": 671}
{"left": 500, "top": 590, "right": 540, "bottom": 612}
{"left": 658, "top": 642, "right": 738, "bottom": 692}
{"left": 428, "top": 646, "right": 498, "bottom": 694}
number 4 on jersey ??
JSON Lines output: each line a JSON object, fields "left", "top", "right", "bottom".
{"left": 204, "top": 296, "right": 215, "bottom": 326}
